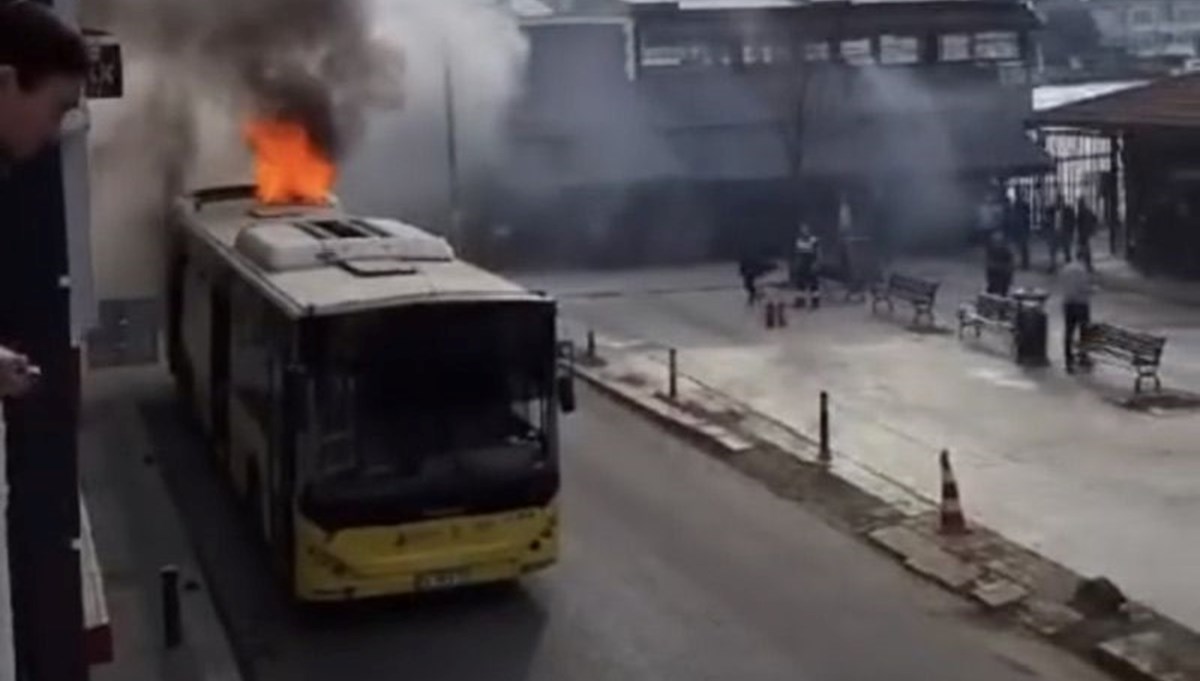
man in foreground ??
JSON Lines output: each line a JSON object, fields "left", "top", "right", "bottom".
{"left": 0, "top": 0, "right": 88, "bottom": 397}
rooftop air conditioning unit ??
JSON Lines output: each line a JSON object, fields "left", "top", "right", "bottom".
{"left": 234, "top": 217, "right": 456, "bottom": 273}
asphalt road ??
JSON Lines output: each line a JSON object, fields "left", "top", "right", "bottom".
{"left": 140, "top": 379, "right": 1106, "bottom": 681}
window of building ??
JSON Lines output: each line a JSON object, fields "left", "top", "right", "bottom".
{"left": 1129, "top": 6, "right": 1157, "bottom": 25}
{"left": 840, "top": 38, "right": 874, "bottom": 65}
{"left": 803, "top": 41, "right": 831, "bottom": 61}
{"left": 641, "top": 45, "right": 688, "bottom": 67}
{"left": 638, "top": 25, "right": 734, "bottom": 69}
{"left": 738, "top": 33, "right": 793, "bottom": 66}
{"left": 974, "top": 31, "right": 1020, "bottom": 60}
{"left": 939, "top": 34, "right": 972, "bottom": 62}
{"left": 710, "top": 42, "right": 736, "bottom": 67}
{"left": 761, "top": 42, "right": 794, "bottom": 65}
{"left": 1175, "top": 4, "right": 1200, "bottom": 22}
{"left": 879, "top": 35, "right": 920, "bottom": 64}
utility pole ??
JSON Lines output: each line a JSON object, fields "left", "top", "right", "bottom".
{"left": 0, "top": 0, "right": 87, "bottom": 678}
{"left": 442, "top": 42, "right": 462, "bottom": 250}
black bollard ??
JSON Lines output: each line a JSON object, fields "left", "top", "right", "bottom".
{"left": 161, "top": 565, "right": 183, "bottom": 649}
{"left": 819, "top": 391, "right": 831, "bottom": 466}
{"left": 586, "top": 330, "right": 597, "bottom": 360}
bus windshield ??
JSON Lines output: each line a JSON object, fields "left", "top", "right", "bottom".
{"left": 311, "top": 302, "right": 556, "bottom": 484}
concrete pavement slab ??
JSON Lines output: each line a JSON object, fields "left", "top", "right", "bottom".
{"left": 973, "top": 579, "right": 1030, "bottom": 611}
{"left": 1022, "top": 600, "right": 1087, "bottom": 638}
{"left": 869, "top": 525, "right": 981, "bottom": 591}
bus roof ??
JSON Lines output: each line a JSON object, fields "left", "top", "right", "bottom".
{"left": 175, "top": 191, "right": 548, "bottom": 319}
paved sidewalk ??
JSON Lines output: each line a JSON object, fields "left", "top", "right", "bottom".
{"left": 82, "top": 368, "right": 241, "bottom": 681}
{"left": 525, "top": 255, "right": 1200, "bottom": 634}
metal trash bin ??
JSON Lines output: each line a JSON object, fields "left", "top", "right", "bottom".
{"left": 1013, "top": 288, "right": 1049, "bottom": 366}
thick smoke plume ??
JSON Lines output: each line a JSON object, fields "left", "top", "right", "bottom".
{"left": 337, "top": 1, "right": 529, "bottom": 223}
{"left": 82, "top": 0, "right": 528, "bottom": 293}
{"left": 85, "top": 0, "right": 399, "bottom": 161}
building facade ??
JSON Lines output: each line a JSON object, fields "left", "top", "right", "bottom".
{"left": 1088, "top": 0, "right": 1200, "bottom": 56}
{"left": 488, "top": 0, "right": 1048, "bottom": 268}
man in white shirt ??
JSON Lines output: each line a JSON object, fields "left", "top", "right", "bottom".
{"left": 791, "top": 223, "right": 820, "bottom": 309}
{"left": 1060, "top": 259, "right": 1094, "bottom": 372}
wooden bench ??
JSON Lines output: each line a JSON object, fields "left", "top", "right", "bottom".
{"left": 870, "top": 273, "right": 940, "bottom": 327}
{"left": 957, "top": 293, "right": 1018, "bottom": 348}
{"left": 1079, "top": 322, "right": 1167, "bottom": 393}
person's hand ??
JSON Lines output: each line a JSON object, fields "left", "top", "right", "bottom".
{"left": 0, "top": 346, "right": 38, "bottom": 398}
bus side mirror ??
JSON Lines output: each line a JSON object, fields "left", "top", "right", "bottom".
{"left": 558, "top": 375, "right": 576, "bottom": 414}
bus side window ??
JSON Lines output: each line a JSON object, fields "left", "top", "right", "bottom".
{"left": 231, "top": 282, "right": 274, "bottom": 430}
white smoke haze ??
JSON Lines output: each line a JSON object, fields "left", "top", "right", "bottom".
{"left": 339, "top": 0, "right": 529, "bottom": 224}
{"left": 855, "top": 65, "right": 972, "bottom": 244}
{"left": 82, "top": 0, "right": 529, "bottom": 294}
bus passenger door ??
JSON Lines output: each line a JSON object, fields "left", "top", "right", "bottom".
{"left": 210, "top": 283, "right": 232, "bottom": 463}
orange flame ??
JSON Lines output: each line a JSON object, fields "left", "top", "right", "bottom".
{"left": 244, "top": 119, "right": 335, "bottom": 205}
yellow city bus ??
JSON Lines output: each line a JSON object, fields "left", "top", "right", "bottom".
{"left": 165, "top": 185, "right": 575, "bottom": 602}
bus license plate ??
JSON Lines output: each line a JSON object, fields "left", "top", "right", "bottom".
{"left": 415, "top": 568, "right": 470, "bottom": 591}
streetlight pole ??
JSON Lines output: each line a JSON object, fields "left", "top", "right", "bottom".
{"left": 442, "top": 41, "right": 462, "bottom": 250}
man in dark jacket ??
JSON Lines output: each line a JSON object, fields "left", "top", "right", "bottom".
{"left": 1007, "top": 191, "right": 1032, "bottom": 270}
{"left": 985, "top": 231, "right": 1015, "bottom": 296}
{"left": 1076, "top": 197, "right": 1098, "bottom": 273}
{"left": 1060, "top": 199, "right": 1078, "bottom": 263}
{"left": 0, "top": 1, "right": 88, "bottom": 397}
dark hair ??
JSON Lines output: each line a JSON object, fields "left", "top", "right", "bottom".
{"left": 0, "top": 1, "right": 88, "bottom": 91}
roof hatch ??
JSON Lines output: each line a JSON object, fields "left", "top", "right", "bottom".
{"left": 234, "top": 217, "right": 455, "bottom": 273}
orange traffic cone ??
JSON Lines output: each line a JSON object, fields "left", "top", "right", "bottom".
{"left": 939, "top": 449, "right": 968, "bottom": 535}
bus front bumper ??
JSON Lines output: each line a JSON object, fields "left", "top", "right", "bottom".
{"left": 293, "top": 506, "right": 558, "bottom": 602}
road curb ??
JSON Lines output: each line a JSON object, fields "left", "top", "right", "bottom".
{"left": 576, "top": 361, "right": 1200, "bottom": 681}
{"left": 575, "top": 366, "right": 747, "bottom": 457}
{"left": 1096, "top": 632, "right": 1189, "bottom": 681}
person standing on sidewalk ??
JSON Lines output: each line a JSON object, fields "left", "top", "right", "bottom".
{"left": 791, "top": 223, "right": 821, "bottom": 309}
{"left": 1045, "top": 193, "right": 1066, "bottom": 273}
{"left": 0, "top": 2, "right": 88, "bottom": 398}
{"left": 1060, "top": 198, "right": 1078, "bottom": 264}
{"left": 1061, "top": 258, "right": 1094, "bottom": 372}
{"left": 1007, "top": 190, "right": 1032, "bottom": 270}
{"left": 738, "top": 244, "right": 773, "bottom": 306}
{"left": 985, "top": 231, "right": 1015, "bottom": 297}
{"left": 1076, "top": 196, "right": 1098, "bottom": 273}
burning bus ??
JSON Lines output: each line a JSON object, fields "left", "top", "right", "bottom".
{"left": 165, "top": 120, "right": 575, "bottom": 602}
